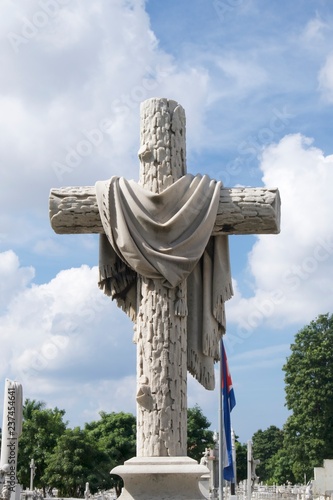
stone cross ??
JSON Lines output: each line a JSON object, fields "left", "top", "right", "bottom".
{"left": 49, "top": 98, "right": 280, "bottom": 459}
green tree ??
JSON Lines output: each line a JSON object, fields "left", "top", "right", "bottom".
{"left": 85, "top": 411, "right": 136, "bottom": 496}
{"left": 235, "top": 440, "right": 247, "bottom": 482}
{"left": 283, "top": 313, "right": 333, "bottom": 482}
{"left": 266, "top": 447, "right": 296, "bottom": 485}
{"left": 23, "top": 399, "right": 45, "bottom": 420}
{"left": 17, "top": 399, "right": 67, "bottom": 491}
{"left": 252, "top": 426, "right": 284, "bottom": 482}
{"left": 42, "top": 427, "right": 109, "bottom": 497}
{"left": 187, "top": 405, "right": 214, "bottom": 463}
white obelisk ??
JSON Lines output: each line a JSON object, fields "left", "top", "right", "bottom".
{"left": 0, "top": 379, "right": 23, "bottom": 497}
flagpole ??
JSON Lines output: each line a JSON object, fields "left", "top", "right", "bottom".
{"left": 231, "top": 428, "right": 237, "bottom": 497}
{"left": 219, "top": 338, "right": 224, "bottom": 500}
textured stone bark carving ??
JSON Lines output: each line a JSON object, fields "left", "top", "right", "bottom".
{"left": 49, "top": 186, "right": 280, "bottom": 235}
{"left": 136, "top": 98, "right": 187, "bottom": 456}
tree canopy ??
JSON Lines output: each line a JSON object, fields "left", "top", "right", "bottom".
{"left": 42, "top": 427, "right": 110, "bottom": 497}
{"left": 85, "top": 411, "right": 136, "bottom": 465}
{"left": 235, "top": 439, "right": 247, "bottom": 482}
{"left": 252, "top": 426, "right": 284, "bottom": 483}
{"left": 187, "top": 404, "right": 214, "bottom": 463}
{"left": 17, "top": 399, "right": 67, "bottom": 491}
{"left": 13, "top": 402, "right": 219, "bottom": 494}
{"left": 10, "top": 312, "right": 333, "bottom": 492}
{"left": 282, "top": 313, "right": 333, "bottom": 482}
{"left": 85, "top": 411, "right": 136, "bottom": 496}
{"left": 231, "top": 314, "right": 333, "bottom": 485}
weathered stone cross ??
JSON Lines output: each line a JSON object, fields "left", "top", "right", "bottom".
{"left": 49, "top": 98, "right": 280, "bottom": 460}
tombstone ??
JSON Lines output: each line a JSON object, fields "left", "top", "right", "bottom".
{"left": 49, "top": 97, "right": 281, "bottom": 499}
{"left": 312, "top": 460, "right": 333, "bottom": 498}
{"left": 84, "top": 483, "right": 90, "bottom": 500}
{"left": 247, "top": 440, "right": 260, "bottom": 500}
{"left": 0, "top": 380, "right": 23, "bottom": 500}
{"left": 198, "top": 445, "right": 219, "bottom": 499}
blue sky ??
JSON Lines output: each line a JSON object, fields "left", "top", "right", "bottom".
{"left": 1, "top": 0, "right": 333, "bottom": 444}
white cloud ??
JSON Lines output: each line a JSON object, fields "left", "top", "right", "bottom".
{"left": 214, "top": 55, "right": 268, "bottom": 97}
{"left": 23, "top": 375, "right": 138, "bottom": 428}
{"left": 77, "top": 376, "right": 137, "bottom": 425}
{"left": 1, "top": 0, "right": 333, "bottom": 441}
{"left": 0, "top": 250, "right": 222, "bottom": 429}
{"left": 0, "top": 255, "right": 136, "bottom": 422}
{"left": 0, "top": 0, "right": 214, "bottom": 255}
{"left": 0, "top": 251, "right": 35, "bottom": 311}
{"left": 227, "top": 134, "right": 333, "bottom": 333}
{"left": 0, "top": 0, "right": 219, "bottom": 430}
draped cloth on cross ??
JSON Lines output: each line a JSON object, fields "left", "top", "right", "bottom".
{"left": 95, "top": 173, "right": 233, "bottom": 390}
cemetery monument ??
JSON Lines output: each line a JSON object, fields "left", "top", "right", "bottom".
{"left": 0, "top": 379, "right": 23, "bottom": 500}
{"left": 49, "top": 97, "right": 281, "bottom": 499}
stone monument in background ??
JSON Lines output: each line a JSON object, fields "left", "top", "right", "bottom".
{"left": 49, "top": 97, "right": 281, "bottom": 499}
{"left": 0, "top": 379, "right": 23, "bottom": 500}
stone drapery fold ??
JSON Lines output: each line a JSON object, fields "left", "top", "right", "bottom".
{"left": 95, "top": 173, "right": 233, "bottom": 389}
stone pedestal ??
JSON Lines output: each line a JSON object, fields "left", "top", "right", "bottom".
{"left": 111, "top": 456, "right": 209, "bottom": 500}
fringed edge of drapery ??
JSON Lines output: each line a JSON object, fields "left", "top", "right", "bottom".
{"left": 200, "top": 236, "right": 233, "bottom": 365}
{"left": 96, "top": 178, "right": 138, "bottom": 322}
{"left": 98, "top": 278, "right": 137, "bottom": 322}
{"left": 202, "top": 324, "right": 224, "bottom": 361}
{"left": 212, "top": 283, "right": 233, "bottom": 326}
{"left": 98, "top": 259, "right": 137, "bottom": 322}
{"left": 187, "top": 347, "right": 215, "bottom": 390}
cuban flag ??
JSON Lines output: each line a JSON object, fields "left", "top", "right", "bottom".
{"left": 221, "top": 339, "right": 236, "bottom": 482}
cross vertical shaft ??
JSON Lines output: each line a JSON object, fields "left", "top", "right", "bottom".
{"left": 136, "top": 98, "right": 188, "bottom": 456}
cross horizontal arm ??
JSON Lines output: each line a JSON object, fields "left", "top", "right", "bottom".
{"left": 49, "top": 185, "right": 280, "bottom": 236}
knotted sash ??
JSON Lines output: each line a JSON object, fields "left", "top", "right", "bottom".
{"left": 96, "top": 174, "right": 233, "bottom": 389}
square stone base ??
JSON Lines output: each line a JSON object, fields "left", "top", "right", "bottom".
{"left": 111, "top": 456, "right": 209, "bottom": 500}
